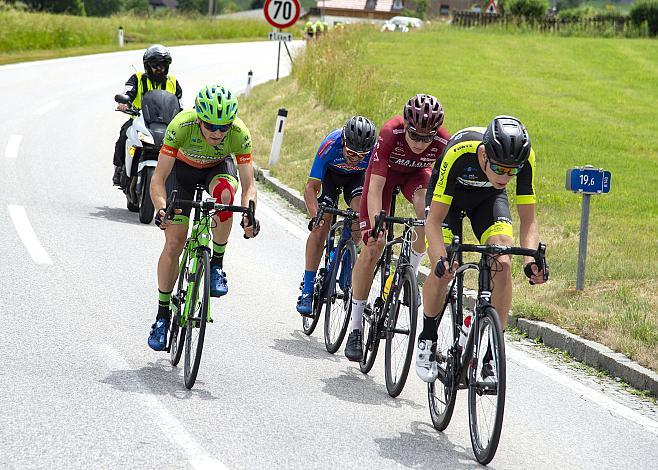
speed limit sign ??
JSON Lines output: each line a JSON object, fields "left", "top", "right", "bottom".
{"left": 263, "top": 0, "right": 300, "bottom": 29}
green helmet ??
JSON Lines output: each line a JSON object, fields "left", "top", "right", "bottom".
{"left": 195, "top": 84, "right": 238, "bottom": 125}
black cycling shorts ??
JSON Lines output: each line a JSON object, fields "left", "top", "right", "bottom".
{"left": 441, "top": 189, "right": 513, "bottom": 244}
{"left": 166, "top": 158, "right": 238, "bottom": 223}
{"left": 318, "top": 168, "right": 364, "bottom": 208}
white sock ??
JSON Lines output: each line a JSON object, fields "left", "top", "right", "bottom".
{"left": 410, "top": 248, "right": 426, "bottom": 274}
{"left": 350, "top": 298, "right": 367, "bottom": 332}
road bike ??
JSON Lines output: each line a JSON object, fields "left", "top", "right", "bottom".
{"left": 302, "top": 204, "right": 359, "bottom": 354}
{"left": 164, "top": 185, "right": 255, "bottom": 389}
{"left": 427, "top": 213, "right": 548, "bottom": 464}
{"left": 360, "top": 189, "right": 422, "bottom": 398}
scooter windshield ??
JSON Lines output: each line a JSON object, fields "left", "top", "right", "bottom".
{"left": 141, "top": 90, "right": 181, "bottom": 125}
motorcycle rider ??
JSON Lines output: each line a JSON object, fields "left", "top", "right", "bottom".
{"left": 113, "top": 44, "right": 183, "bottom": 186}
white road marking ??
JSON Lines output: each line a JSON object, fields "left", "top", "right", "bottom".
{"left": 507, "top": 344, "right": 658, "bottom": 436}
{"left": 5, "top": 135, "right": 22, "bottom": 159}
{"left": 34, "top": 100, "right": 61, "bottom": 116}
{"left": 101, "top": 346, "right": 227, "bottom": 470}
{"left": 8, "top": 205, "right": 53, "bottom": 265}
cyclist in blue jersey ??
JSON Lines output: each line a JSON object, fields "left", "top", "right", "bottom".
{"left": 296, "top": 116, "right": 377, "bottom": 314}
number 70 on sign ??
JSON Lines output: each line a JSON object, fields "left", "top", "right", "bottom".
{"left": 264, "top": 0, "right": 301, "bottom": 29}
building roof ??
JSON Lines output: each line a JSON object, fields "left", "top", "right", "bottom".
{"left": 317, "top": 0, "right": 403, "bottom": 13}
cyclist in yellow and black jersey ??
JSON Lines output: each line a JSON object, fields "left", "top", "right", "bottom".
{"left": 417, "top": 116, "right": 548, "bottom": 383}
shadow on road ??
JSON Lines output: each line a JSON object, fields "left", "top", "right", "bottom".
{"left": 88, "top": 205, "right": 149, "bottom": 226}
{"left": 320, "top": 368, "right": 424, "bottom": 410}
{"left": 100, "top": 359, "right": 219, "bottom": 401}
{"left": 374, "top": 421, "right": 482, "bottom": 468}
{"left": 268, "top": 330, "right": 341, "bottom": 362}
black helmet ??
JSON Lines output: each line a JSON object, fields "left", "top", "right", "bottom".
{"left": 482, "top": 115, "right": 531, "bottom": 166}
{"left": 143, "top": 44, "right": 172, "bottom": 81}
{"left": 342, "top": 115, "right": 377, "bottom": 153}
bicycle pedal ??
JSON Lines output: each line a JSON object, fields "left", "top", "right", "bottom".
{"left": 299, "top": 311, "right": 316, "bottom": 319}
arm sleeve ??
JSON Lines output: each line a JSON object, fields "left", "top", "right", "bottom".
{"left": 161, "top": 115, "right": 183, "bottom": 157}
{"left": 234, "top": 126, "right": 253, "bottom": 164}
{"left": 431, "top": 149, "right": 459, "bottom": 205}
{"left": 123, "top": 74, "right": 138, "bottom": 102}
{"left": 308, "top": 136, "right": 335, "bottom": 181}
{"left": 515, "top": 148, "right": 536, "bottom": 204}
{"left": 369, "top": 133, "right": 392, "bottom": 179}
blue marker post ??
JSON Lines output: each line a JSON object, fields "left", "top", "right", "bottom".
{"left": 565, "top": 165, "right": 612, "bottom": 290}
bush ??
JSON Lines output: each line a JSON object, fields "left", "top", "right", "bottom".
{"left": 630, "top": 0, "right": 658, "bottom": 36}
{"left": 507, "top": 0, "right": 548, "bottom": 18}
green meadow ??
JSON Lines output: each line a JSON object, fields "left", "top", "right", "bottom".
{"left": 240, "top": 25, "right": 658, "bottom": 372}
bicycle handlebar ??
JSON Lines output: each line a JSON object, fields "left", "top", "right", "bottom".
{"left": 371, "top": 210, "right": 424, "bottom": 239}
{"left": 313, "top": 204, "right": 358, "bottom": 230}
{"left": 163, "top": 190, "right": 256, "bottom": 224}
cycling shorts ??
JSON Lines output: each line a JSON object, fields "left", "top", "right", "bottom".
{"left": 165, "top": 158, "right": 238, "bottom": 224}
{"left": 440, "top": 189, "right": 513, "bottom": 244}
{"left": 359, "top": 167, "right": 431, "bottom": 232}
{"left": 318, "top": 168, "right": 365, "bottom": 208}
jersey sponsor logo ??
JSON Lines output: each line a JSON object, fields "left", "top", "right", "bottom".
{"left": 317, "top": 139, "right": 334, "bottom": 159}
{"left": 394, "top": 146, "right": 405, "bottom": 153}
{"left": 437, "top": 160, "right": 449, "bottom": 187}
{"left": 241, "top": 135, "right": 252, "bottom": 150}
{"left": 166, "top": 130, "right": 176, "bottom": 141}
{"left": 236, "top": 154, "right": 252, "bottom": 164}
{"left": 457, "top": 177, "right": 492, "bottom": 188}
{"left": 180, "top": 121, "right": 195, "bottom": 128}
{"left": 333, "top": 162, "right": 362, "bottom": 172}
{"left": 392, "top": 128, "right": 405, "bottom": 135}
{"left": 390, "top": 157, "right": 432, "bottom": 168}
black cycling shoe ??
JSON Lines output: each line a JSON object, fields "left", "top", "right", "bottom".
{"left": 345, "top": 329, "right": 363, "bottom": 362}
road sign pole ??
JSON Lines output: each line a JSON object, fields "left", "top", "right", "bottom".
{"left": 283, "top": 41, "right": 293, "bottom": 62}
{"left": 576, "top": 193, "right": 591, "bottom": 291}
{"left": 276, "top": 33, "right": 282, "bottom": 81}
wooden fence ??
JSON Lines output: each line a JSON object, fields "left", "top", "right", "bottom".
{"left": 452, "top": 11, "right": 629, "bottom": 35}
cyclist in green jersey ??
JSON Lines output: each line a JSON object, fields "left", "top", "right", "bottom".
{"left": 147, "top": 84, "right": 260, "bottom": 351}
{"left": 417, "top": 116, "right": 548, "bottom": 382}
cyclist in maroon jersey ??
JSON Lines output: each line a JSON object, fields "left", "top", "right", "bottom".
{"left": 344, "top": 94, "right": 452, "bottom": 362}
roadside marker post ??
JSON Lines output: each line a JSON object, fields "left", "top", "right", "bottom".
{"left": 565, "top": 165, "right": 612, "bottom": 290}
{"left": 269, "top": 108, "right": 288, "bottom": 166}
{"left": 245, "top": 70, "right": 253, "bottom": 97}
{"left": 263, "top": 0, "right": 299, "bottom": 80}
{"left": 118, "top": 27, "right": 124, "bottom": 48}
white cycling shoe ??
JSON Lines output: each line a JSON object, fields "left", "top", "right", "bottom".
{"left": 415, "top": 338, "right": 439, "bottom": 383}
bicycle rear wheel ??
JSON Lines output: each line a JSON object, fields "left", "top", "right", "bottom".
{"left": 384, "top": 266, "right": 418, "bottom": 397}
{"left": 183, "top": 250, "right": 210, "bottom": 389}
{"left": 468, "top": 306, "right": 506, "bottom": 465}
{"left": 170, "top": 249, "right": 189, "bottom": 366}
{"left": 324, "top": 242, "right": 355, "bottom": 354}
{"left": 360, "top": 261, "right": 384, "bottom": 374}
{"left": 428, "top": 299, "right": 459, "bottom": 431}
{"left": 302, "top": 271, "right": 324, "bottom": 335}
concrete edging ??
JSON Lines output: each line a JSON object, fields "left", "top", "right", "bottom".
{"left": 253, "top": 164, "right": 658, "bottom": 397}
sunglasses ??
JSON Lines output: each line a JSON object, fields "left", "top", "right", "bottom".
{"left": 200, "top": 120, "right": 232, "bottom": 133}
{"left": 344, "top": 146, "right": 369, "bottom": 160}
{"left": 406, "top": 128, "right": 435, "bottom": 143}
{"left": 487, "top": 159, "right": 523, "bottom": 176}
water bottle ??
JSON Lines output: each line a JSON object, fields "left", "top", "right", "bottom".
{"left": 382, "top": 266, "right": 395, "bottom": 300}
{"left": 458, "top": 314, "right": 472, "bottom": 350}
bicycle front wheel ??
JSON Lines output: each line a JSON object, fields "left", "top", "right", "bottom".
{"left": 384, "top": 266, "right": 418, "bottom": 397}
{"left": 170, "top": 249, "right": 189, "bottom": 366}
{"left": 360, "top": 261, "right": 384, "bottom": 374}
{"left": 302, "top": 274, "right": 323, "bottom": 336}
{"left": 468, "top": 306, "right": 506, "bottom": 465}
{"left": 428, "top": 299, "right": 459, "bottom": 431}
{"left": 183, "top": 250, "right": 210, "bottom": 389}
{"left": 324, "top": 242, "right": 355, "bottom": 354}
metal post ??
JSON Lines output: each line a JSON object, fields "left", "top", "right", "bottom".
{"left": 576, "top": 193, "right": 591, "bottom": 291}
{"left": 283, "top": 41, "right": 293, "bottom": 63}
{"left": 269, "top": 108, "right": 288, "bottom": 166}
{"left": 118, "top": 27, "right": 124, "bottom": 48}
{"left": 245, "top": 70, "right": 253, "bottom": 97}
{"left": 208, "top": 0, "right": 214, "bottom": 16}
{"left": 276, "top": 40, "right": 282, "bottom": 81}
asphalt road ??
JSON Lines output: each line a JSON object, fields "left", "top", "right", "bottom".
{"left": 1, "top": 41, "right": 656, "bottom": 469}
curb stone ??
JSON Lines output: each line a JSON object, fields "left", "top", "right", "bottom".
{"left": 252, "top": 164, "right": 658, "bottom": 397}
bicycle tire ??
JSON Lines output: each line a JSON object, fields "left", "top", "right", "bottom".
{"left": 138, "top": 167, "right": 155, "bottom": 224}
{"left": 170, "top": 249, "right": 190, "bottom": 366}
{"left": 468, "top": 306, "right": 506, "bottom": 465}
{"left": 360, "top": 261, "right": 385, "bottom": 374}
{"left": 302, "top": 273, "right": 323, "bottom": 335}
{"left": 324, "top": 241, "right": 355, "bottom": 354}
{"left": 428, "top": 299, "right": 459, "bottom": 431}
{"left": 183, "top": 250, "right": 210, "bottom": 389}
{"left": 384, "top": 266, "right": 418, "bottom": 397}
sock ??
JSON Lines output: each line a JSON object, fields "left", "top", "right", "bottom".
{"left": 157, "top": 289, "right": 172, "bottom": 321}
{"left": 303, "top": 270, "right": 316, "bottom": 294}
{"left": 418, "top": 314, "right": 439, "bottom": 342}
{"left": 349, "top": 298, "right": 367, "bottom": 332}
{"left": 212, "top": 241, "right": 227, "bottom": 268}
{"left": 410, "top": 248, "right": 426, "bottom": 274}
